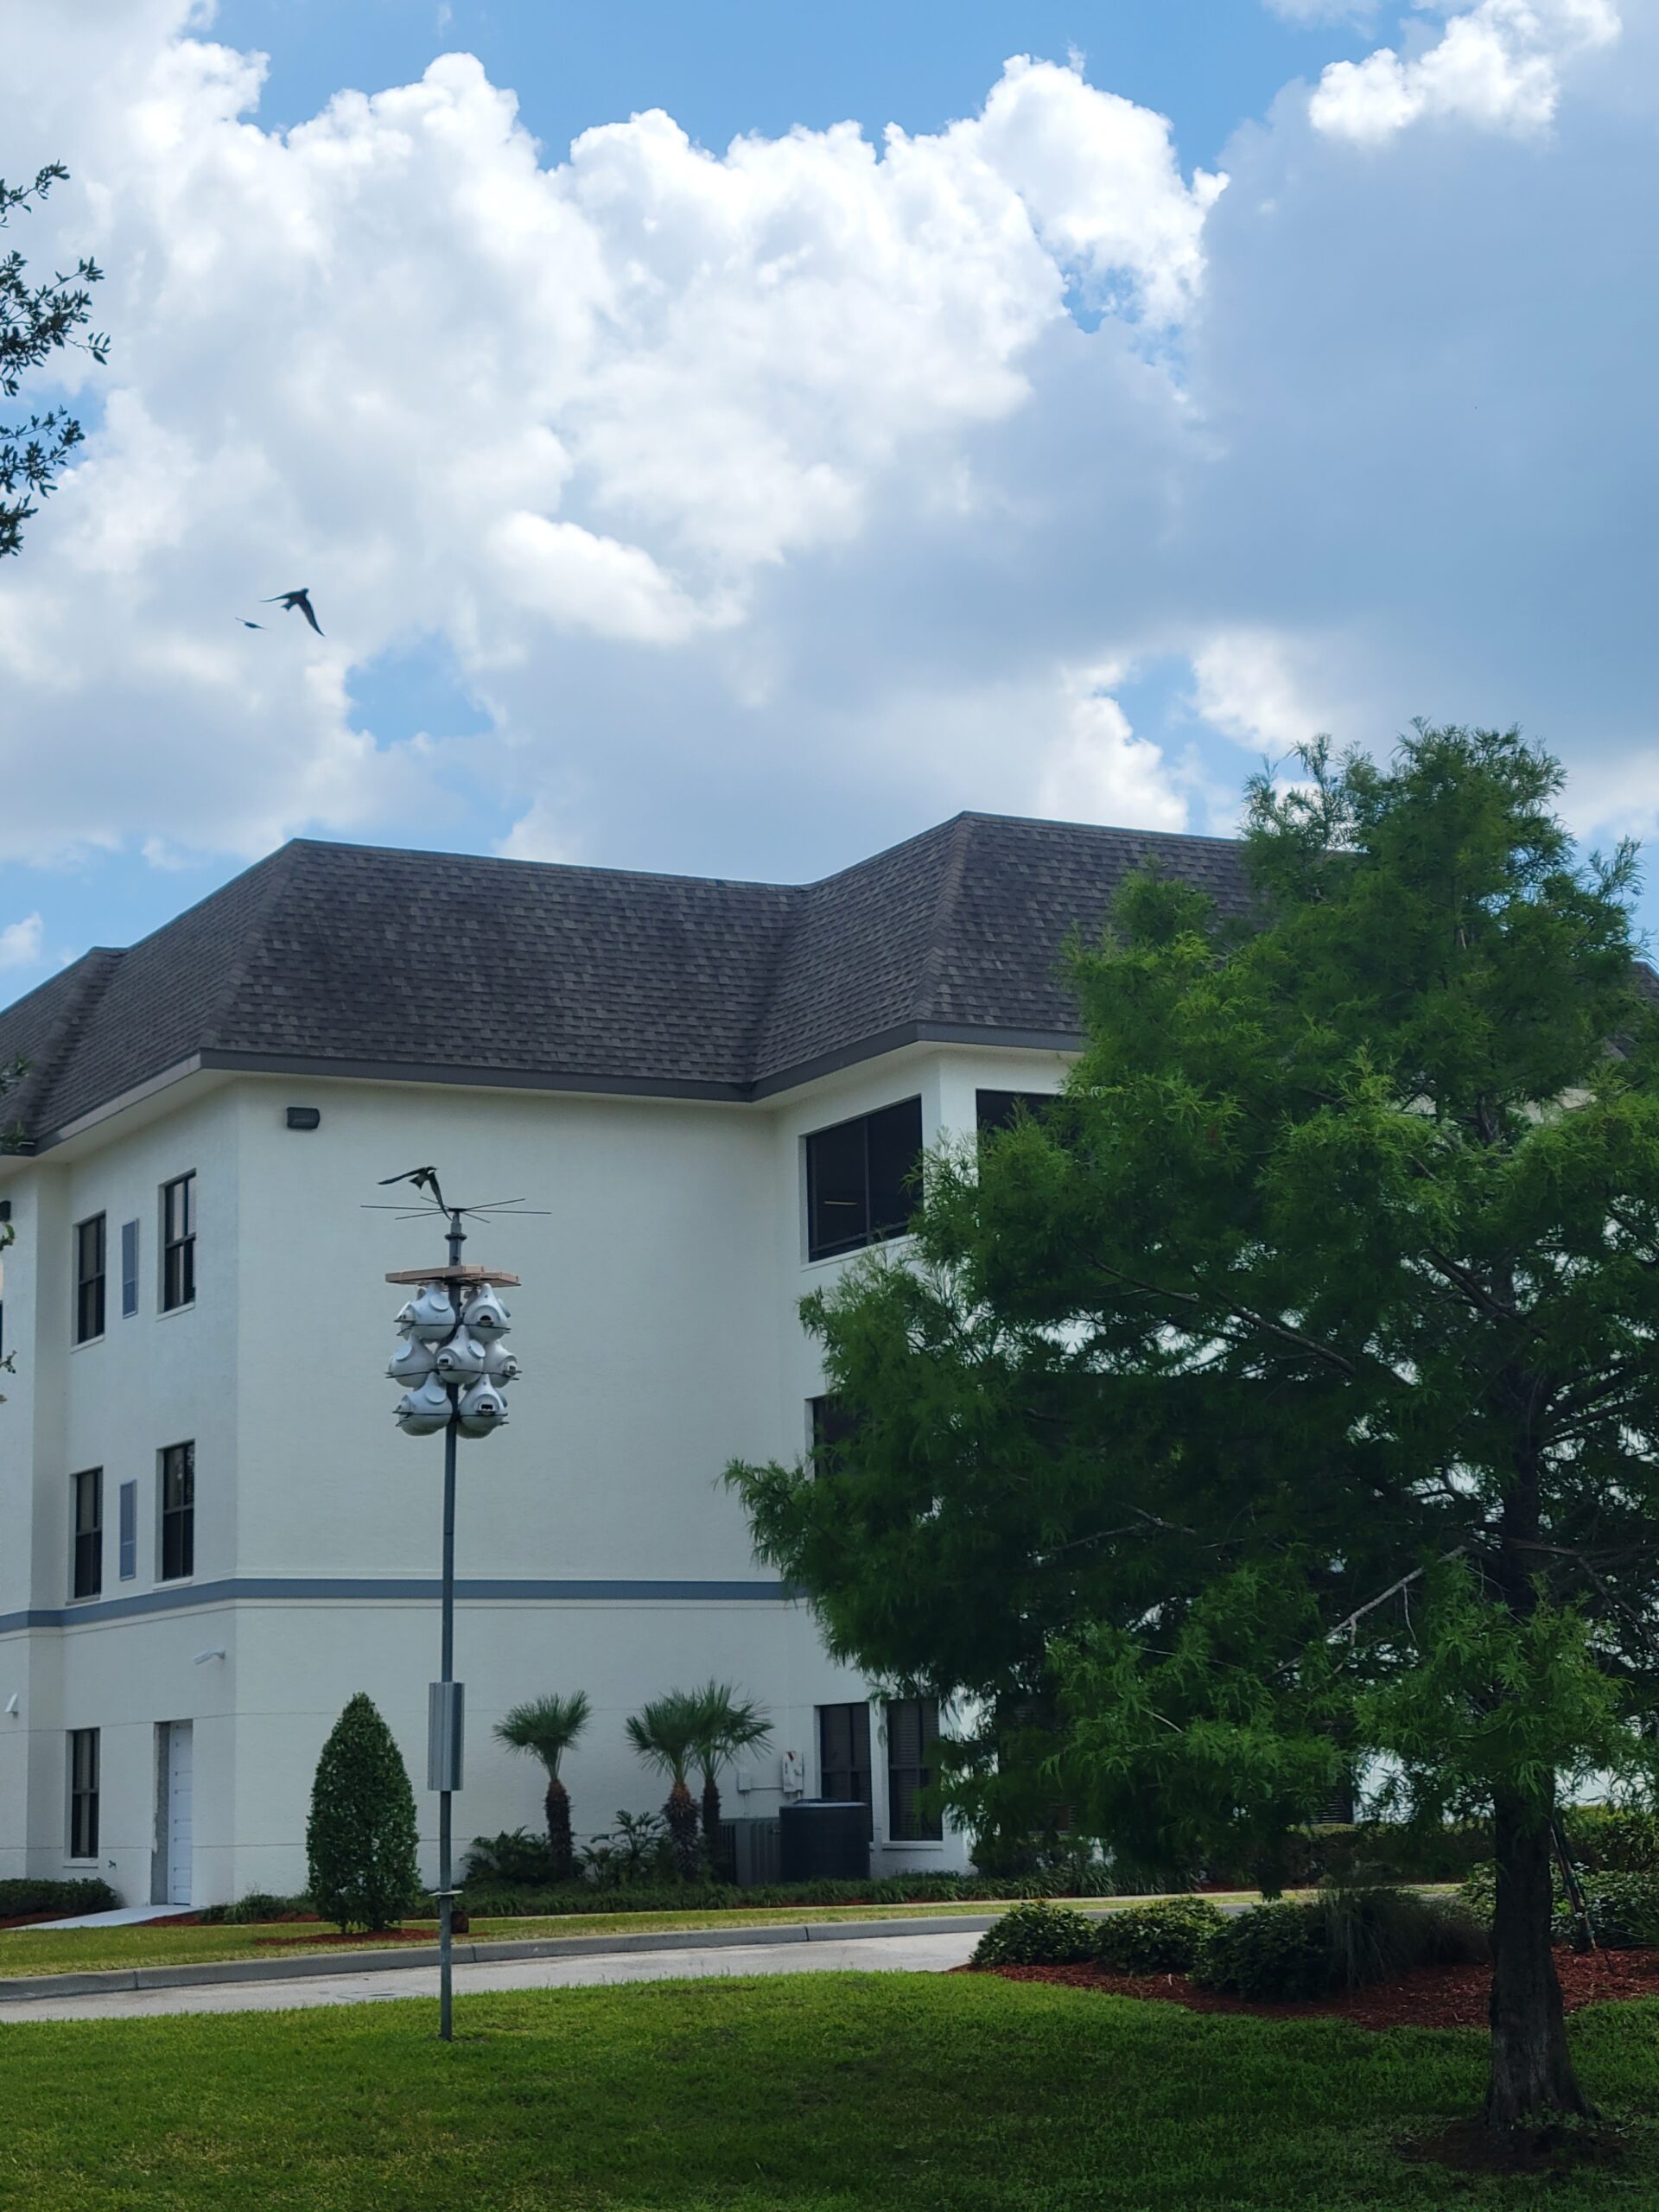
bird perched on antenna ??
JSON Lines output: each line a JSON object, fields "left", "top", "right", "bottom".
{"left": 380, "top": 1165, "right": 448, "bottom": 1215}
{"left": 264, "top": 586, "right": 324, "bottom": 635}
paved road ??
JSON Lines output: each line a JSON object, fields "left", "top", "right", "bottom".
{"left": 0, "top": 1929, "right": 981, "bottom": 2024}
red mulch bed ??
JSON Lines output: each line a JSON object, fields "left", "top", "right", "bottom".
{"left": 965, "top": 1946, "right": 1659, "bottom": 2031}
{"left": 0, "top": 1911, "right": 78, "bottom": 1931}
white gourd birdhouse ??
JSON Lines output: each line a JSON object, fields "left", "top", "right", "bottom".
{"left": 457, "top": 1375, "right": 508, "bottom": 1434}
{"left": 435, "top": 1332, "right": 488, "bottom": 1383}
{"left": 461, "top": 1285, "right": 510, "bottom": 1337}
{"left": 407, "top": 1281, "right": 459, "bottom": 1341}
{"left": 388, "top": 1336, "right": 439, "bottom": 1386}
{"left": 395, "top": 1371, "right": 452, "bottom": 1434}
{"left": 482, "top": 1342, "right": 519, "bottom": 1382}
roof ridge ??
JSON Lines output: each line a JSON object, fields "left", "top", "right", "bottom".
{"left": 916, "top": 813, "right": 976, "bottom": 1022}
{"left": 199, "top": 844, "right": 301, "bottom": 1051}
{"left": 8, "top": 948, "right": 125, "bottom": 1144}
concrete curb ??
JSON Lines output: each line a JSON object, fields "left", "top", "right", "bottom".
{"left": 0, "top": 1910, "right": 1022, "bottom": 2005}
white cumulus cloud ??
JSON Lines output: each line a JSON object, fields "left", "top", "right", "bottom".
{"left": 1309, "top": 0, "right": 1621, "bottom": 142}
{"left": 0, "top": 915, "right": 45, "bottom": 970}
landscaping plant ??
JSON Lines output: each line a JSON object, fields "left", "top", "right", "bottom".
{"left": 687, "top": 1681, "right": 772, "bottom": 1852}
{"left": 730, "top": 725, "right": 1659, "bottom": 2131}
{"left": 494, "top": 1690, "right": 590, "bottom": 1884}
{"left": 1093, "top": 1897, "right": 1225, "bottom": 1975}
{"left": 625, "top": 1695, "right": 706, "bottom": 1880}
{"left": 970, "top": 1899, "right": 1100, "bottom": 1967}
{"left": 304, "top": 1692, "right": 421, "bottom": 1933}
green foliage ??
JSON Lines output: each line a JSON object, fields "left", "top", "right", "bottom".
{"left": 0, "top": 1875, "right": 118, "bottom": 1918}
{"left": 464, "top": 1829, "right": 566, "bottom": 1887}
{"left": 728, "top": 725, "right": 1659, "bottom": 2112}
{"left": 304, "top": 1693, "right": 421, "bottom": 1934}
{"left": 626, "top": 1694, "right": 709, "bottom": 1879}
{"left": 578, "top": 1809, "right": 675, "bottom": 1888}
{"left": 2, "top": 165, "right": 109, "bottom": 560}
{"left": 451, "top": 1867, "right": 1127, "bottom": 1916}
{"left": 1553, "top": 1872, "right": 1659, "bottom": 1949}
{"left": 969, "top": 1899, "right": 1101, "bottom": 1967}
{"left": 1195, "top": 1890, "right": 1490, "bottom": 2002}
{"left": 1193, "top": 1901, "right": 1332, "bottom": 2001}
{"left": 1561, "top": 1804, "right": 1659, "bottom": 1874}
{"left": 685, "top": 1681, "right": 772, "bottom": 1846}
{"left": 494, "top": 1691, "right": 590, "bottom": 1882}
{"left": 1093, "top": 1897, "right": 1226, "bottom": 1974}
{"left": 194, "top": 1892, "right": 310, "bottom": 1927}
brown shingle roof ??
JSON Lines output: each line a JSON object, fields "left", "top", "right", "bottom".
{"left": 0, "top": 813, "right": 1254, "bottom": 1144}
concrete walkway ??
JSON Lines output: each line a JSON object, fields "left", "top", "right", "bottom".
{"left": 14, "top": 1904, "right": 197, "bottom": 1932}
{"left": 0, "top": 1927, "right": 980, "bottom": 2024}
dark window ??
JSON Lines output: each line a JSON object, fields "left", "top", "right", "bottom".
{"left": 808, "top": 1395, "right": 861, "bottom": 1473}
{"left": 976, "top": 1089, "right": 1056, "bottom": 1136}
{"left": 120, "top": 1220, "right": 139, "bottom": 1319}
{"left": 818, "top": 1703, "right": 873, "bottom": 1834}
{"left": 118, "top": 1480, "right": 137, "bottom": 1582}
{"left": 71, "top": 1469, "right": 102, "bottom": 1599}
{"left": 886, "top": 1696, "right": 943, "bottom": 1841}
{"left": 805, "top": 1097, "right": 922, "bottom": 1262}
{"left": 160, "top": 1441, "right": 194, "bottom": 1581}
{"left": 73, "top": 1214, "right": 105, "bottom": 1343}
{"left": 68, "top": 1729, "right": 99, "bottom": 1859}
{"left": 162, "top": 1175, "right": 195, "bottom": 1311}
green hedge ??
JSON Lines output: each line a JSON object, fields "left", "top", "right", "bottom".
{"left": 452, "top": 1867, "right": 1124, "bottom": 1916}
{"left": 971, "top": 1901, "right": 1102, "bottom": 1967}
{"left": 1553, "top": 1872, "right": 1659, "bottom": 1949}
{"left": 1094, "top": 1897, "right": 1226, "bottom": 1975}
{"left": 1193, "top": 1889, "right": 1488, "bottom": 2003}
{"left": 0, "top": 1877, "right": 120, "bottom": 1920}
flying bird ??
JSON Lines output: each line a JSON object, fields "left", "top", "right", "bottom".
{"left": 380, "top": 1165, "right": 449, "bottom": 1216}
{"left": 236, "top": 619, "right": 264, "bottom": 629}
{"left": 264, "top": 587, "right": 324, "bottom": 636}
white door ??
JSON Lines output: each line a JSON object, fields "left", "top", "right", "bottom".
{"left": 166, "top": 1722, "right": 193, "bottom": 1905}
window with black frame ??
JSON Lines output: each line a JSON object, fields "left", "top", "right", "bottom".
{"left": 886, "top": 1696, "right": 943, "bottom": 1841}
{"left": 975, "top": 1089, "right": 1057, "bottom": 1137}
{"left": 804, "top": 1097, "right": 922, "bottom": 1262}
{"left": 160, "top": 1440, "right": 194, "bottom": 1580}
{"left": 71, "top": 1468, "right": 102, "bottom": 1599}
{"left": 120, "top": 1219, "right": 140, "bottom": 1319}
{"left": 817, "top": 1702, "right": 874, "bottom": 1834}
{"left": 808, "top": 1394, "right": 862, "bottom": 1475}
{"left": 73, "top": 1213, "right": 105, "bottom": 1343}
{"left": 68, "top": 1729, "right": 99, "bottom": 1859}
{"left": 162, "top": 1173, "right": 195, "bottom": 1311}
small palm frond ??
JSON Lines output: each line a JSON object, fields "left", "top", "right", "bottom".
{"left": 494, "top": 1691, "right": 592, "bottom": 1778}
{"left": 689, "top": 1680, "right": 772, "bottom": 1778}
{"left": 625, "top": 1690, "right": 705, "bottom": 1787}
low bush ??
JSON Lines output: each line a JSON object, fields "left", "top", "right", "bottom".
{"left": 0, "top": 1876, "right": 119, "bottom": 1920}
{"left": 463, "top": 1830, "right": 563, "bottom": 1887}
{"left": 194, "top": 1891, "right": 311, "bottom": 1926}
{"left": 971, "top": 1900, "right": 1101, "bottom": 1967}
{"left": 1093, "top": 1897, "right": 1226, "bottom": 1975}
{"left": 449, "top": 1866, "right": 1127, "bottom": 1916}
{"left": 1193, "top": 1888, "right": 1487, "bottom": 2002}
{"left": 1193, "top": 1901, "right": 1331, "bottom": 2001}
{"left": 1560, "top": 1804, "right": 1659, "bottom": 1876}
{"left": 1553, "top": 1871, "right": 1659, "bottom": 1948}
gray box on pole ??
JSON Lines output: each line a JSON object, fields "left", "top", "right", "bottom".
{"left": 428, "top": 1680, "right": 465, "bottom": 1791}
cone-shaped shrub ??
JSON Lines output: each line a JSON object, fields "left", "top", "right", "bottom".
{"left": 306, "top": 1692, "right": 421, "bottom": 1932}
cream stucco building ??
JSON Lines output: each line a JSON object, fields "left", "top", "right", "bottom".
{"left": 0, "top": 810, "right": 1247, "bottom": 1905}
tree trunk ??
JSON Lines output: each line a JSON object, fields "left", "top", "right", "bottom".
{"left": 701, "top": 1772, "right": 721, "bottom": 1851}
{"left": 544, "top": 1775, "right": 574, "bottom": 1885}
{"left": 665, "top": 1783, "right": 701, "bottom": 1881}
{"left": 1485, "top": 1788, "right": 1592, "bottom": 2126}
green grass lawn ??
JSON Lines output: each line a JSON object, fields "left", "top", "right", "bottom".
{"left": 0, "top": 1892, "right": 1276, "bottom": 1979}
{"left": 3, "top": 1972, "right": 1657, "bottom": 2209}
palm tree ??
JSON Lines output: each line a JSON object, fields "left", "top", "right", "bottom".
{"left": 494, "top": 1691, "right": 591, "bottom": 1885}
{"left": 626, "top": 1690, "right": 705, "bottom": 1880}
{"left": 689, "top": 1681, "right": 772, "bottom": 1854}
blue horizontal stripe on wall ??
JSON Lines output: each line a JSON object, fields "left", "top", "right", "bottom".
{"left": 0, "top": 1576, "right": 795, "bottom": 1636}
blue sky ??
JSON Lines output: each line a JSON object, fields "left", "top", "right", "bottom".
{"left": 0, "top": 0, "right": 1655, "bottom": 994}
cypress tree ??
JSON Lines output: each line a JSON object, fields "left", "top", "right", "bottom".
{"left": 306, "top": 1692, "right": 421, "bottom": 1933}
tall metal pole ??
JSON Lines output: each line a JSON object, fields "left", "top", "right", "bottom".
{"left": 437, "top": 1205, "right": 464, "bottom": 2044}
